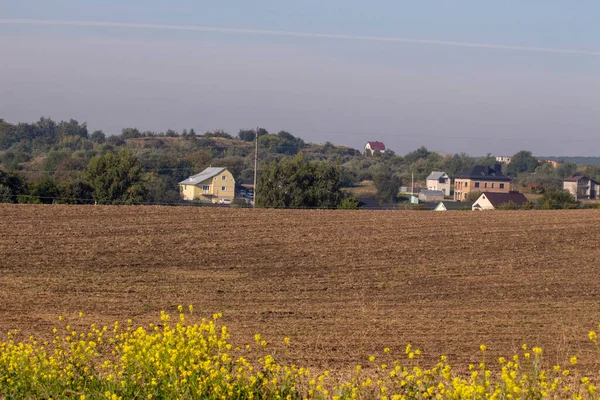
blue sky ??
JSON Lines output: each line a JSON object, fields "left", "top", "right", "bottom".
{"left": 1, "top": 1, "right": 599, "bottom": 156}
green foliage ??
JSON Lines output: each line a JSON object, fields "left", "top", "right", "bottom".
{"left": 203, "top": 130, "right": 232, "bottom": 139}
{"left": 0, "top": 169, "right": 26, "bottom": 201}
{"left": 258, "top": 131, "right": 305, "bottom": 155}
{"left": 442, "top": 153, "right": 475, "bottom": 176}
{"left": 30, "top": 176, "right": 60, "bottom": 204}
{"left": 143, "top": 173, "right": 181, "bottom": 205}
{"left": 120, "top": 127, "right": 142, "bottom": 139}
{"left": 238, "top": 129, "right": 256, "bottom": 142}
{"left": 537, "top": 190, "right": 578, "bottom": 210}
{"left": 339, "top": 196, "right": 360, "bottom": 209}
{"left": 507, "top": 150, "right": 540, "bottom": 176}
{"left": 90, "top": 130, "right": 106, "bottom": 144}
{"left": 257, "top": 153, "right": 343, "bottom": 208}
{"left": 86, "top": 149, "right": 146, "bottom": 205}
{"left": 0, "top": 151, "right": 31, "bottom": 170}
{"left": 466, "top": 191, "right": 483, "bottom": 202}
{"left": 548, "top": 162, "right": 577, "bottom": 179}
{"left": 404, "top": 146, "right": 431, "bottom": 164}
{"left": 55, "top": 178, "right": 94, "bottom": 204}
{"left": 372, "top": 163, "right": 401, "bottom": 204}
{"left": 0, "top": 184, "right": 13, "bottom": 203}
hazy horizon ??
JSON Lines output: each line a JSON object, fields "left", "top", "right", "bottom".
{"left": 1, "top": 1, "right": 599, "bottom": 156}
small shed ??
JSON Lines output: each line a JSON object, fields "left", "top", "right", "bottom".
{"left": 418, "top": 190, "right": 445, "bottom": 202}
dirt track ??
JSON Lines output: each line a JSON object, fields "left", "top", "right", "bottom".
{"left": 1, "top": 204, "right": 600, "bottom": 370}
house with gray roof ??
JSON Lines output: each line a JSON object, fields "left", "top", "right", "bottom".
{"left": 179, "top": 167, "right": 236, "bottom": 203}
{"left": 426, "top": 171, "right": 451, "bottom": 196}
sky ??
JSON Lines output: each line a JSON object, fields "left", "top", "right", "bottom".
{"left": 1, "top": 1, "right": 599, "bottom": 156}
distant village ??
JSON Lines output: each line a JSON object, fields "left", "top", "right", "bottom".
{"left": 177, "top": 140, "right": 599, "bottom": 210}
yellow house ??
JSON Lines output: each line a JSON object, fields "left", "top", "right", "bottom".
{"left": 179, "top": 167, "right": 235, "bottom": 203}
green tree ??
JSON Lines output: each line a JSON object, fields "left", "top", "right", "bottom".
{"left": 372, "top": 163, "right": 401, "bottom": 204}
{"left": 86, "top": 149, "right": 146, "bottom": 204}
{"left": 238, "top": 129, "right": 256, "bottom": 142}
{"left": 537, "top": 190, "right": 578, "bottom": 210}
{"left": 556, "top": 162, "right": 578, "bottom": 179}
{"left": 257, "top": 154, "right": 343, "bottom": 208}
{"left": 0, "top": 185, "right": 13, "bottom": 203}
{"left": 339, "top": 196, "right": 360, "bottom": 209}
{"left": 90, "top": 130, "right": 106, "bottom": 144}
{"left": 507, "top": 150, "right": 540, "bottom": 176}
{"left": 30, "top": 176, "right": 60, "bottom": 204}
{"left": 0, "top": 169, "right": 27, "bottom": 202}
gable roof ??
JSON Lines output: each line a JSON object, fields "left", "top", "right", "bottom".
{"left": 365, "top": 141, "right": 386, "bottom": 151}
{"left": 477, "top": 191, "right": 528, "bottom": 207}
{"left": 564, "top": 175, "right": 586, "bottom": 182}
{"left": 426, "top": 171, "right": 449, "bottom": 181}
{"left": 563, "top": 175, "right": 600, "bottom": 184}
{"left": 455, "top": 165, "right": 511, "bottom": 181}
{"left": 179, "top": 167, "right": 227, "bottom": 185}
{"left": 436, "top": 201, "right": 473, "bottom": 211}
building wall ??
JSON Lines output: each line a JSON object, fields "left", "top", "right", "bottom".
{"left": 563, "top": 181, "right": 578, "bottom": 198}
{"left": 180, "top": 170, "right": 236, "bottom": 203}
{"left": 472, "top": 195, "right": 495, "bottom": 210}
{"left": 426, "top": 179, "right": 451, "bottom": 196}
{"left": 454, "top": 179, "right": 511, "bottom": 201}
{"left": 419, "top": 193, "right": 445, "bottom": 202}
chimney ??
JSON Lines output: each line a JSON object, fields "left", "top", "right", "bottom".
{"left": 493, "top": 163, "right": 502, "bottom": 173}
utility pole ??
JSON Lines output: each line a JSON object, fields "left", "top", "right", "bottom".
{"left": 253, "top": 127, "right": 258, "bottom": 208}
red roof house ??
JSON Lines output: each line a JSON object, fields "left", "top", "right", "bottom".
{"left": 364, "top": 141, "right": 386, "bottom": 154}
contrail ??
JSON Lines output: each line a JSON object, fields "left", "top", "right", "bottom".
{"left": 1, "top": 18, "right": 599, "bottom": 56}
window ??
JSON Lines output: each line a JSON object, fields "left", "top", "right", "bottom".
{"left": 183, "top": 185, "right": 187, "bottom": 190}
{"left": 475, "top": 182, "right": 480, "bottom": 188}
{"left": 465, "top": 182, "right": 468, "bottom": 187}
{"left": 202, "top": 185, "right": 210, "bottom": 192}
{"left": 484, "top": 183, "right": 488, "bottom": 188}
{"left": 491, "top": 183, "right": 495, "bottom": 188}
{"left": 500, "top": 183, "right": 504, "bottom": 189}
{"left": 221, "top": 186, "right": 226, "bottom": 191}
{"left": 222, "top": 175, "right": 226, "bottom": 180}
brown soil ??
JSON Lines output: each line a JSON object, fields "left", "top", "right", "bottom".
{"left": 1, "top": 204, "right": 599, "bottom": 371}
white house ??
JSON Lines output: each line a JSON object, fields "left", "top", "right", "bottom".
{"left": 495, "top": 156, "right": 512, "bottom": 164}
{"left": 472, "top": 191, "right": 528, "bottom": 210}
{"left": 426, "top": 171, "right": 451, "bottom": 196}
{"left": 563, "top": 176, "right": 600, "bottom": 200}
{"left": 364, "top": 141, "right": 386, "bottom": 155}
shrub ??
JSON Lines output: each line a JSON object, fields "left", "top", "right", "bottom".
{"left": 339, "top": 196, "right": 360, "bottom": 209}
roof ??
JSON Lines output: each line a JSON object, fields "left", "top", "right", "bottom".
{"left": 365, "top": 141, "right": 386, "bottom": 151}
{"left": 420, "top": 190, "right": 445, "bottom": 196}
{"left": 426, "top": 171, "right": 448, "bottom": 181}
{"left": 436, "top": 201, "right": 473, "bottom": 210}
{"left": 563, "top": 175, "right": 600, "bottom": 184}
{"left": 564, "top": 175, "right": 586, "bottom": 182}
{"left": 476, "top": 191, "right": 528, "bottom": 207}
{"left": 455, "top": 165, "right": 511, "bottom": 181}
{"left": 179, "top": 167, "right": 227, "bottom": 185}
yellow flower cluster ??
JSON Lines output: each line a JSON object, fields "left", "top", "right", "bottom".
{"left": 0, "top": 310, "right": 599, "bottom": 399}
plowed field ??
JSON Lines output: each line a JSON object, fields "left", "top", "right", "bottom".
{"left": 1, "top": 204, "right": 600, "bottom": 370}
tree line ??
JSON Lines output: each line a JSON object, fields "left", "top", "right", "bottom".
{"left": 1, "top": 117, "right": 599, "bottom": 209}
